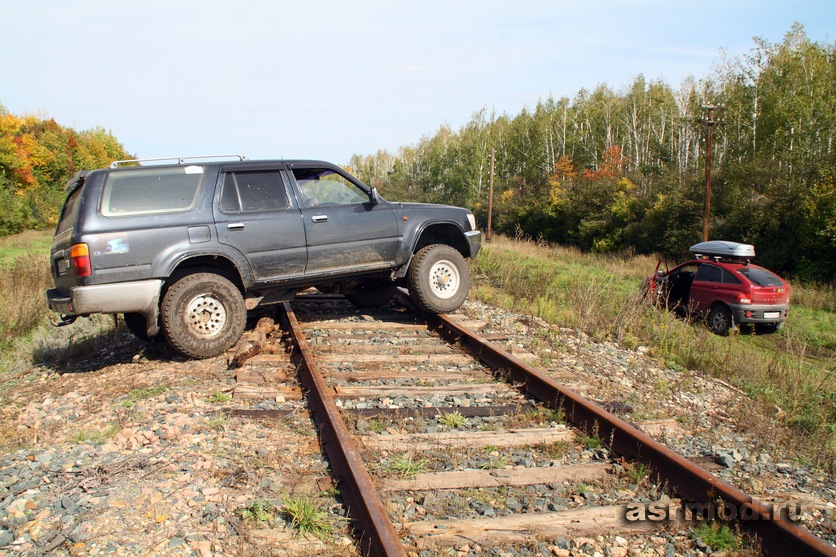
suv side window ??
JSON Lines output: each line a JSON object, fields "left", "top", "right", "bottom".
{"left": 101, "top": 166, "right": 204, "bottom": 216}
{"left": 292, "top": 168, "right": 368, "bottom": 207}
{"left": 694, "top": 264, "right": 722, "bottom": 283}
{"left": 220, "top": 170, "right": 289, "bottom": 213}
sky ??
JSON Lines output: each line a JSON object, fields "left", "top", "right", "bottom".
{"left": 1, "top": 0, "right": 833, "bottom": 165}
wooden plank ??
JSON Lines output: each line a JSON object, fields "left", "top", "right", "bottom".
{"left": 235, "top": 369, "right": 291, "bottom": 384}
{"left": 301, "top": 321, "right": 428, "bottom": 331}
{"left": 316, "top": 353, "right": 473, "bottom": 364}
{"left": 334, "top": 384, "right": 514, "bottom": 399}
{"left": 309, "top": 332, "right": 435, "bottom": 341}
{"left": 345, "top": 405, "right": 526, "bottom": 420}
{"left": 360, "top": 427, "right": 575, "bottom": 451}
{"left": 311, "top": 343, "right": 458, "bottom": 355}
{"left": 242, "top": 353, "right": 293, "bottom": 365}
{"left": 637, "top": 418, "right": 683, "bottom": 438}
{"left": 405, "top": 505, "right": 658, "bottom": 548}
{"left": 323, "top": 368, "right": 486, "bottom": 382}
{"left": 249, "top": 527, "right": 328, "bottom": 550}
{"left": 232, "top": 385, "right": 302, "bottom": 400}
{"left": 448, "top": 319, "right": 487, "bottom": 330}
{"left": 381, "top": 463, "right": 611, "bottom": 492}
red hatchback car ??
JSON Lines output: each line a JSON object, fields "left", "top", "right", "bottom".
{"left": 643, "top": 241, "right": 790, "bottom": 335}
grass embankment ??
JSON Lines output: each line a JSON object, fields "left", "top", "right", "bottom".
{"left": 472, "top": 236, "right": 835, "bottom": 472}
{"left": 0, "top": 230, "right": 114, "bottom": 374}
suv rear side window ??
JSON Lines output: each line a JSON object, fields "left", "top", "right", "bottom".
{"left": 56, "top": 188, "right": 82, "bottom": 234}
{"left": 101, "top": 166, "right": 204, "bottom": 216}
{"left": 220, "top": 170, "right": 289, "bottom": 213}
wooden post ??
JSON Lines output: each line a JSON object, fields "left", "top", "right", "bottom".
{"left": 702, "top": 105, "right": 717, "bottom": 242}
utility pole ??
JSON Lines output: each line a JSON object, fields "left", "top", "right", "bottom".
{"left": 486, "top": 149, "right": 495, "bottom": 243}
{"left": 701, "top": 105, "right": 718, "bottom": 242}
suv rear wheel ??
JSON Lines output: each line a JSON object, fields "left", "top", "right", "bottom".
{"left": 160, "top": 273, "right": 246, "bottom": 359}
{"left": 407, "top": 244, "right": 470, "bottom": 313}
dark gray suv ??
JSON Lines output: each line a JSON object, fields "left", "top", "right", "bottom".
{"left": 47, "top": 156, "right": 481, "bottom": 358}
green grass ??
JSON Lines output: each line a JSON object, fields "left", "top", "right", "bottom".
{"left": 437, "top": 411, "right": 467, "bottom": 429}
{"left": 378, "top": 453, "right": 429, "bottom": 478}
{"left": 0, "top": 230, "right": 52, "bottom": 267}
{"left": 120, "top": 386, "right": 169, "bottom": 408}
{"left": 70, "top": 422, "right": 121, "bottom": 444}
{"left": 690, "top": 522, "right": 743, "bottom": 552}
{"left": 208, "top": 391, "right": 232, "bottom": 403}
{"left": 240, "top": 500, "right": 275, "bottom": 523}
{"left": 281, "top": 495, "right": 337, "bottom": 541}
{"left": 472, "top": 236, "right": 836, "bottom": 473}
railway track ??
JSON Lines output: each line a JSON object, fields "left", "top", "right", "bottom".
{"left": 230, "top": 291, "right": 835, "bottom": 557}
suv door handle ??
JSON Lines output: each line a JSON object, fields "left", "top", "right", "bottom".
{"left": 311, "top": 215, "right": 328, "bottom": 223}
{"left": 227, "top": 223, "right": 245, "bottom": 231}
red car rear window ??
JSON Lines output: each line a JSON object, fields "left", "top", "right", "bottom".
{"left": 738, "top": 267, "right": 784, "bottom": 287}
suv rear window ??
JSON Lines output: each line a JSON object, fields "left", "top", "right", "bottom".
{"left": 101, "top": 166, "right": 204, "bottom": 216}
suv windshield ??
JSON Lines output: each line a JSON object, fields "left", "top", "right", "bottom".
{"left": 739, "top": 267, "right": 784, "bottom": 287}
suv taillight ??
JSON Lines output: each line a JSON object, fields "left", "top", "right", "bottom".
{"left": 70, "top": 243, "right": 92, "bottom": 277}
{"left": 737, "top": 293, "right": 752, "bottom": 304}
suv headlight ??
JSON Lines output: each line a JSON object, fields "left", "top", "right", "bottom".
{"left": 467, "top": 214, "right": 477, "bottom": 231}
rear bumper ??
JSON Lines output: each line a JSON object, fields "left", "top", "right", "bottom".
{"left": 728, "top": 303, "right": 789, "bottom": 324}
{"left": 47, "top": 279, "right": 163, "bottom": 317}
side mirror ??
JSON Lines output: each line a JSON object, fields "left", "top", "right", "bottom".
{"left": 368, "top": 186, "right": 380, "bottom": 205}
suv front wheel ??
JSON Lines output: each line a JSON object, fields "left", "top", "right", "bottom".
{"left": 407, "top": 244, "right": 470, "bottom": 314}
{"left": 160, "top": 273, "right": 246, "bottom": 359}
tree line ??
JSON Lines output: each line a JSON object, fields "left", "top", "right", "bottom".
{"left": 0, "top": 106, "right": 131, "bottom": 236}
{"left": 1, "top": 25, "right": 833, "bottom": 280}
{"left": 349, "top": 24, "right": 836, "bottom": 281}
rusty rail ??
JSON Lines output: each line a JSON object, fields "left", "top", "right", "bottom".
{"left": 419, "top": 305, "right": 836, "bottom": 557}
{"left": 279, "top": 302, "right": 407, "bottom": 557}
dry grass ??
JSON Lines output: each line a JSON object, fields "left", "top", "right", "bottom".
{"left": 0, "top": 230, "right": 116, "bottom": 377}
{"left": 1, "top": 252, "right": 53, "bottom": 341}
{"left": 472, "top": 235, "right": 836, "bottom": 473}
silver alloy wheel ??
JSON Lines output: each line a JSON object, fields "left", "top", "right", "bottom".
{"left": 429, "top": 259, "right": 460, "bottom": 299}
{"left": 185, "top": 293, "right": 227, "bottom": 338}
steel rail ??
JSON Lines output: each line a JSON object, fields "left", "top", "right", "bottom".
{"left": 279, "top": 302, "right": 407, "bottom": 557}
{"left": 419, "top": 306, "right": 836, "bottom": 557}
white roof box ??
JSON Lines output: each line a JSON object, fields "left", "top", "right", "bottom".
{"left": 690, "top": 241, "right": 755, "bottom": 259}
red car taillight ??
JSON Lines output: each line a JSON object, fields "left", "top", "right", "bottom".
{"left": 737, "top": 293, "right": 752, "bottom": 304}
{"left": 70, "top": 243, "right": 92, "bottom": 277}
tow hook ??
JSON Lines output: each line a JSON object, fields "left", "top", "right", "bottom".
{"left": 52, "top": 314, "right": 78, "bottom": 327}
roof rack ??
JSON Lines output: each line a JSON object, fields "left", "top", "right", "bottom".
{"left": 109, "top": 154, "right": 248, "bottom": 168}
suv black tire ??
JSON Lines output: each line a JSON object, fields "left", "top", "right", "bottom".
{"left": 345, "top": 280, "right": 397, "bottom": 308}
{"left": 407, "top": 244, "right": 470, "bottom": 313}
{"left": 160, "top": 273, "right": 246, "bottom": 359}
